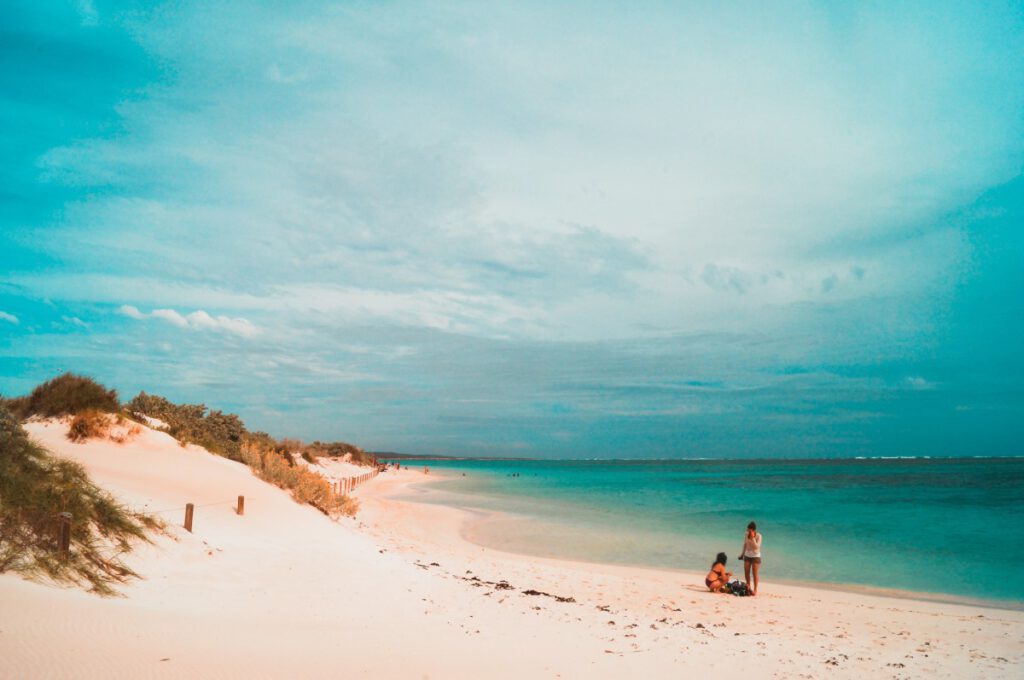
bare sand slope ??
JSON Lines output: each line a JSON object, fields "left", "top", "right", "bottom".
{"left": 1, "top": 421, "right": 1021, "bottom": 679}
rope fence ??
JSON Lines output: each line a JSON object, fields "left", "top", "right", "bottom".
{"left": 143, "top": 496, "right": 248, "bottom": 533}
{"left": 148, "top": 499, "right": 238, "bottom": 515}
{"left": 53, "top": 467, "right": 384, "bottom": 551}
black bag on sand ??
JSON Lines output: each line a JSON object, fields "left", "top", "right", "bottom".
{"left": 728, "top": 580, "right": 750, "bottom": 597}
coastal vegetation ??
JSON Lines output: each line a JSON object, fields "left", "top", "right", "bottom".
{"left": 125, "top": 390, "right": 368, "bottom": 516}
{"left": 126, "top": 391, "right": 247, "bottom": 460}
{"left": 240, "top": 440, "right": 358, "bottom": 517}
{"left": 3, "top": 373, "right": 119, "bottom": 420}
{"left": 0, "top": 405, "right": 160, "bottom": 596}
{"left": 2, "top": 374, "right": 370, "bottom": 520}
{"left": 305, "top": 440, "right": 376, "bottom": 467}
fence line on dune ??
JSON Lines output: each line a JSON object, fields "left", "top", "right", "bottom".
{"left": 329, "top": 466, "right": 381, "bottom": 498}
{"left": 152, "top": 496, "right": 248, "bottom": 532}
{"left": 53, "top": 467, "right": 384, "bottom": 553}
{"left": 53, "top": 495, "right": 246, "bottom": 554}
{"left": 142, "top": 465, "right": 382, "bottom": 521}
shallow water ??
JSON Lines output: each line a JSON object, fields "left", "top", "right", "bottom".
{"left": 389, "top": 457, "right": 1024, "bottom": 605}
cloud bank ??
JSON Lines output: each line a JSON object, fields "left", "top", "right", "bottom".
{"left": 119, "top": 305, "right": 257, "bottom": 338}
{"left": 1, "top": 1, "right": 1022, "bottom": 456}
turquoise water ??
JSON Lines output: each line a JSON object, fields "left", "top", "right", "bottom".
{"left": 388, "top": 458, "right": 1024, "bottom": 605}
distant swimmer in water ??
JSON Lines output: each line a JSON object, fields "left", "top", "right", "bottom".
{"left": 705, "top": 552, "right": 731, "bottom": 592}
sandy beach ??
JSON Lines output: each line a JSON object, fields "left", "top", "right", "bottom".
{"left": 1, "top": 420, "right": 1021, "bottom": 679}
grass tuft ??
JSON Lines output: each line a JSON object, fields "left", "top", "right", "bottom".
{"left": 14, "top": 373, "right": 119, "bottom": 419}
{"left": 241, "top": 441, "right": 359, "bottom": 517}
{"left": 0, "top": 406, "right": 161, "bottom": 596}
{"left": 67, "top": 410, "right": 110, "bottom": 442}
{"left": 67, "top": 411, "right": 142, "bottom": 444}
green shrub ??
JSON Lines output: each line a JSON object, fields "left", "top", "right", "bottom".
{"left": 126, "top": 392, "right": 245, "bottom": 461}
{"left": 17, "top": 374, "right": 119, "bottom": 419}
{"left": 0, "top": 406, "right": 160, "bottom": 595}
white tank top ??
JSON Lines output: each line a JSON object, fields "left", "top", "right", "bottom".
{"left": 742, "top": 532, "right": 762, "bottom": 558}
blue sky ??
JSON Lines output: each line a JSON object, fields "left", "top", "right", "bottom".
{"left": 2, "top": 1, "right": 1022, "bottom": 457}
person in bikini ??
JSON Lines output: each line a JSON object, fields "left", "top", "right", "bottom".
{"left": 705, "top": 552, "right": 731, "bottom": 592}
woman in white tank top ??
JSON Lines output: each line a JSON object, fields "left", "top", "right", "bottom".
{"left": 738, "top": 521, "right": 762, "bottom": 595}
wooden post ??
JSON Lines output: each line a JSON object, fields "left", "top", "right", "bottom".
{"left": 184, "top": 503, "right": 194, "bottom": 532}
{"left": 236, "top": 495, "right": 245, "bottom": 516}
{"left": 58, "top": 512, "right": 72, "bottom": 559}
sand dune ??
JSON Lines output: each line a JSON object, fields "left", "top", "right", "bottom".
{"left": 1, "top": 421, "right": 1021, "bottom": 679}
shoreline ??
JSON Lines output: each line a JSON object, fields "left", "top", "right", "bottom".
{"left": 4, "top": 422, "right": 1022, "bottom": 678}
{"left": 392, "top": 470, "right": 1024, "bottom": 613}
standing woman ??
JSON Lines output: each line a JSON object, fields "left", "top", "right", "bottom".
{"left": 739, "top": 521, "right": 762, "bottom": 595}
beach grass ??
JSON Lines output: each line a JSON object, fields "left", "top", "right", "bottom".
{"left": 0, "top": 406, "right": 160, "bottom": 596}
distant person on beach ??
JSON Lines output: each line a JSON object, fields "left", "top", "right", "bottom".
{"left": 705, "top": 552, "right": 731, "bottom": 592}
{"left": 739, "top": 521, "right": 762, "bottom": 596}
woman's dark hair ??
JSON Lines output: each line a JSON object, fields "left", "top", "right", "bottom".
{"left": 713, "top": 552, "right": 727, "bottom": 567}
{"left": 747, "top": 521, "right": 757, "bottom": 531}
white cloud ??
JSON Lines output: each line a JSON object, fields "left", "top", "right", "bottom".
{"left": 120, "top": 305, "right": 258, "bottom": 337}
{"left": 152, "top": 308, "right": 189, "bottom": 328}
{"left": 211, "top": 316, "right": 258, "bottom": 338}
{"left": 0, "top": 311, "right": 18, "bottom": 325}
{"left": 61, "top": 315, "right": 88, "bottom": 328}
{"left": 185, "top": 310, "right": 218, "bottom": 330}
{"left": 186, "top": 311, "right": 257, "bottom": 338}
{"left": 118, "top": 304, "right": 146, "bottom": 319}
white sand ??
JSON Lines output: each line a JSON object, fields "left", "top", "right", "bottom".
{"left": 1, "top": 421, "right": 1021, "bottom": 679}
{"left": 296, "top": 453, "right": 370, "bottom": 483}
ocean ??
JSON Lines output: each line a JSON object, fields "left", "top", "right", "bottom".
{"left": 386, "top": 457, "right": 1024, "bottom": 606}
